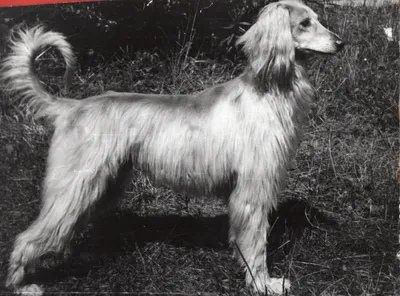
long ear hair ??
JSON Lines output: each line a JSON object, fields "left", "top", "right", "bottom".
{"left": 236, "top": 2, "right": 295, "bottom": 91}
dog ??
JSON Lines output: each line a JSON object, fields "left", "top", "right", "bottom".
{"left": 1, "top": 1, "right": 344, "bottom": 295}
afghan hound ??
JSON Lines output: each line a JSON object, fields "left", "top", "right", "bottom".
{"left": 1, "top": 1, "right": 344, "bottom": 295}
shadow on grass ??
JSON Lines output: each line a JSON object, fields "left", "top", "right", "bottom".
{"left": 25, "top": 199, "right": 337, "bottom": 286}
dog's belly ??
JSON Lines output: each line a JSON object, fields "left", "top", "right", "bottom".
{"left": 132, "top": 140, "right": 234, "bottom": 196}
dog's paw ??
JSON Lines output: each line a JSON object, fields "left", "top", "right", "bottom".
{"left": 266, "top": 277, "right": 291, "bottom": 295}
{"left": 16, "top": 284, "right": 44, "bottom": 296}
{"left": 251, "top": 275, "right": 290, "bottom": 295}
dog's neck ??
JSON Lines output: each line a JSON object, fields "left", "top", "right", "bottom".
{"left": 246, "top": 59, "right": 310, "bottom": 95}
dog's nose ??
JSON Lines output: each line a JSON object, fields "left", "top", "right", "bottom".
{"left": 335, "top": 39, "right": 345, "bottom": 51}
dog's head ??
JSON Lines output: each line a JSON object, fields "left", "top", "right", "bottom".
{"left": 284, "top": 0, "right": 345, "bottom": 55}
{"left": 237, "top": 0, "right": 344, "bottom": 89}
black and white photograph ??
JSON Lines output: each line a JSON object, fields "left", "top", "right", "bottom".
{"left": 0, "top": 0, "right": 399, "bottom": 295}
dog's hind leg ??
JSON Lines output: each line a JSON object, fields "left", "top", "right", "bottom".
{"left": 6, "top": 131, "right": 126, "bottom": 295}
{"left": 228, "top": 180, "right": 290, "bottom": 295}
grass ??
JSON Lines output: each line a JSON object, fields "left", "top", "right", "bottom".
{"left": 0, "top": 2, "right": 399, "bottom": 295}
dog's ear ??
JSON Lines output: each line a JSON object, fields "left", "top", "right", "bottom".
{"left": 237, "top": 3, "right": 294, "bottom": 91}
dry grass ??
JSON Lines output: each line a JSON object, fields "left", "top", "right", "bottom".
{"left": 331, "top": 0, "right": 399, "bottom": 7}
{"left": 0, "top": 2, "right": 399, "bottom": 295}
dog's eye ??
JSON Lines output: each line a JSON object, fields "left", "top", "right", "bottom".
{"left": 300, "top": 18, "right": 311, "bottom": 27}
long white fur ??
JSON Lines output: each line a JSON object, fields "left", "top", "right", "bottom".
{"left": 1, "top": 1, "right": 343, "bottom": 295}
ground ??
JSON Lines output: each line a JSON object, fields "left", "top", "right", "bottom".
{"left": 0, "top": 2, "right": 399, "bottom": 295}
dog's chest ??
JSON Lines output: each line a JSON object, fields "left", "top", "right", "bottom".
{"left": 241, "top": 91, "right": 305, "bottom": 136}
{"left": 232, "top": 91, "right": 308, "bottom": 170}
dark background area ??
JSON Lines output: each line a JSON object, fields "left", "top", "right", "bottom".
{"left": 0, "top": 0, "right": 271, "bottom": 61}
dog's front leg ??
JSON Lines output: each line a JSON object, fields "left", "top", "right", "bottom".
{"left": 228, "top": 182, "right": 290, "bottom": 295}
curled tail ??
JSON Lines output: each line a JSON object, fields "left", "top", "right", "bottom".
{"left": 1, "top": 25, "right": 75, "bottom": 119}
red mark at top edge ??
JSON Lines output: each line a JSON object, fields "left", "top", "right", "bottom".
{"left": 0, "top": 0, "right": 104, "bottom": 7}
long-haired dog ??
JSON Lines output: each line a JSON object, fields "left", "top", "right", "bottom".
{"left": 1, "top": 1, "right": 344, "bottom": 295}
